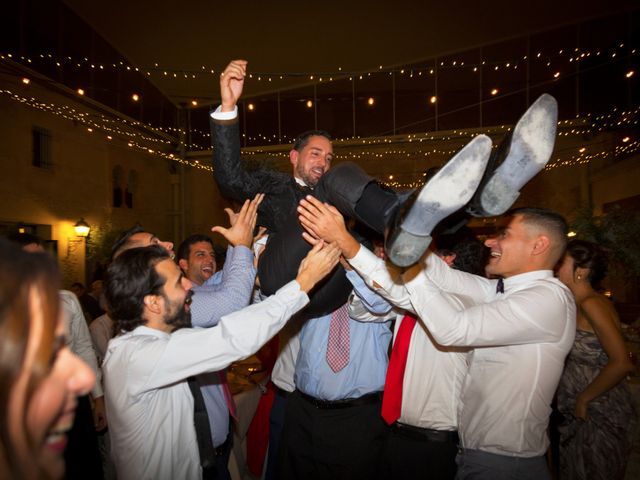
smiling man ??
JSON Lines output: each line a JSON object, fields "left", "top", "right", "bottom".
{"left": 299, "top": 202, "right": 577, "bottom": 480}
{"left": 177, "top": 234, "right": 221, "bottom": 286}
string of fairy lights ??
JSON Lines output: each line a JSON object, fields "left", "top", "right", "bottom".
{"left": 2, "top": 80, "right": 637, "bottom": 181}
{"left": 1, "top": 39, "right": 635, "bottom": 90}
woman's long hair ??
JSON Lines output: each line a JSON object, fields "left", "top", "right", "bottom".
{"left": 0, "top": 239, "right": 60, "bottom": 478}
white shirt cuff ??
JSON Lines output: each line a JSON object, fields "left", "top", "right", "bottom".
{"left": 211, "top": 105, "right": 238, "bottom": 120}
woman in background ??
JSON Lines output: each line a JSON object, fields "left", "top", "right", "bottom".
{"left": 0, "top": 240, "right": 95, "bottom": 479}
{"left": 556, "top": 239, "right": 636, "bottom": 480}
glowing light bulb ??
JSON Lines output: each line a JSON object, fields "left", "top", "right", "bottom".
{"left": 367, "top": 97, "right": 375, "bottom": 106}
{"left": 132, "top": 93, "right": 140, "bottom": 102}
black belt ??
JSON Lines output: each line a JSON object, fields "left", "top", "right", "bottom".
{"left": 298, "top": 390, "right": 382, "bottom": 409}
{"left": 392, "top": 422, "right": 459, "bottom": 444}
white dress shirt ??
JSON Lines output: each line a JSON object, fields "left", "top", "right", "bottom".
{"left": 60, "top": 290, "right": 103, "bottom": 398}
{"left": 89, "top": 313, "right": 113, "bottom": 364}
{"left": 349, "top": 247, "right": 576, "bottom": 457}
{"left": 348, "top": 252, "right": 470, "bottom": 431}
{"left": 103, "top": 281, "right": 308, "bottom": 480}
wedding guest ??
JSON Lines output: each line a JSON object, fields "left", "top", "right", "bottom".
{"left": 556, "top": 239, "right": 636, "bottom": 480}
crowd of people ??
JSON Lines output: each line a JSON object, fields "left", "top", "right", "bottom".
{"left": 0, "top": 59, "right": 636, "bottom": 480}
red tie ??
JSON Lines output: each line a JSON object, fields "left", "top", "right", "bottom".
{"left": 326, "top": 303, "right": 350, "bottom": 372}
{"left": 381, "top": 314, "right": 417, "bottom": 425}
{"left": 219, "top": 371, "right": 238, "bottom": 420}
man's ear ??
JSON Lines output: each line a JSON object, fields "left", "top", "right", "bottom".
{"left": 441, "top": 253, "right": 457, "bottom": 267}
{"left": 289, "top": 149, "right": 298, "bottom": 168}
{"left": 178, "top": 259, "right": 188, "bottom": 273}
{"left": 532, "top": 234, "right": 551, "bottom": 256}
{"left": 143, "top": 293, "right": 162, "bottom": 315}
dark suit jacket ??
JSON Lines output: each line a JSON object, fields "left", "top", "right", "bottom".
{"left": 210, "top": 116, "right": 310, "bottom": 234}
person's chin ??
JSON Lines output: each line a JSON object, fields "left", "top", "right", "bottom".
{"left": 39, "top": 449, "right": 66, "bottom": 480}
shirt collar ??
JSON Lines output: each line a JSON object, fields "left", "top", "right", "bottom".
{"left": 503, "top": 270, "right": 554, "bottom": 291}
{"left": 294, "top": 176, "right": 309, "bottom": 188}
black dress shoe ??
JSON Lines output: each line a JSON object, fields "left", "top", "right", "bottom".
{"left": 385, "top": 134, "right": 492, "bottom": 267}
{"left": 466, "top": 94, "right": 558, "bottom": 217}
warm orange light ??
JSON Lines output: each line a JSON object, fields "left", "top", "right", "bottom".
{"left": 490, "top": 88, "right": 499, "bottom": 96}
{"left": 626, "top": 70, "right": 635, "bottom": 78}
{"left": 132, "top": 93, "right": 140, "bottom": 102}
{"left": 247, "top": 103, "right": 255, "bottom": 111}
{"left": 191, "top": 100, "right": 198, "bottom": 106}
{"left": 622, "top": 137, "right": 630, "bottom": 143}
{"left": 553, "top": 72, "right": 560, "bottom": 78}
{"left": 430, "top": 96, "right": 437, "bottom": 104}
{"left": 22, "top": 77, "right": 30, "bottom": 85}
{"left": 579, "top": 147, "right": 586, "bottom": 153}
{"left": 367, "top": 97, "right": 375, "bottom": 106}
{"left": 306, "top": 100, "right": 313, "bottom": 108}
{"left": 77, "top": 88, "right": 85, "bottom": 95}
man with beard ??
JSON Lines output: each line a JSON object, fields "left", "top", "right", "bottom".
{"left": 102, "top": 237, "right": 340, "bottom": 479}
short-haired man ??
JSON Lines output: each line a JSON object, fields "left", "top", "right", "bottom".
{"left": 298, "top": 199, "right": 576, "bottom": 479}
{"left": 103, "top": 238, "right": 340, "bottom": 479}
{"left": 176, "top": 234, "right": 222, "bottom": 286}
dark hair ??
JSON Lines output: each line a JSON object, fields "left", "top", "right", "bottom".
{"left": 110, "top": 225, "right": 146, "bottom": 261}
{"left": 510, "top": 207, "right": 569, "bottom": 263}
{"left": 6, "top": 232, "right": 42, "bottom": 248}
{"left": 0, "top": 239, "right": 59, "bottom": 478}
{"left": 105, "top": 245, "right": 170, "bottom": 333}
{"left": 292, "top": 130, "right": 332, "bottom": 152}
{"left": 436, "top": 227, "right": 487, "bottom": 276}
{"left": 176, "top": 234, "right": 214, "bottom": 262}
{"left": 567, "top": 239, "right": 608, "bottom": 289}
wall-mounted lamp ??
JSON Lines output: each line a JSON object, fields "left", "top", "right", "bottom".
{"left": 74, "top": 218, "right": 90, "bottom": 237}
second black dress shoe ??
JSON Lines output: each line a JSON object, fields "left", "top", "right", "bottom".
{"left": 385, "top": 134, "right": 492, "bottom": 267}
{"left": 466, "top": 93, "right": 558, "bottom": 217}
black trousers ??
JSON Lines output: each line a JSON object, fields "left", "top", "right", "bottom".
{"left": 258, "top": 162, "right": 392, "bottom": 317}
{"left": 381, "top": 424, "right": 458, "bottom": 480}
{"left": 278, "top": 390, "right": 388, "bottom": 480}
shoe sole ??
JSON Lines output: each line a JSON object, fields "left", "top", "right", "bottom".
{"left": 479, "top": 94, "right": 558, "bottom": 216}
{"left": 387, "top": 134, "right": 492, "bottom": 267}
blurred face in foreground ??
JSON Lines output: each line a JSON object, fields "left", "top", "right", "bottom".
{"left": 7, "top": 287, "right": 95, "bottom": 478}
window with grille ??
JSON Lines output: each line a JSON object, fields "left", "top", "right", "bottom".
{"left": 32, "top": 127, "right": 52, "bottom": 169}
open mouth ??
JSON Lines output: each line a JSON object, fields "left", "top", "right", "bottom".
{"left": 490, "top": 251, "right": 502, "bottom": 258}
{"left": 44, "top": 417, "right": 74, "bottom": 454}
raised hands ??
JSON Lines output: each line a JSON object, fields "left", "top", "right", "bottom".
{"left": 295, "top": 241, "right": 341, "bottom": 293}
{"left": 297, "top": 195, "right": 360, "bottom": 259}
{"left": 212, "top": 193, "right": 264, "bottom": 248}
{"left": 220, "top": 59, "right": 247, "bottom": 112}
